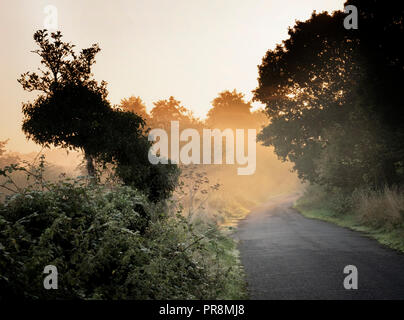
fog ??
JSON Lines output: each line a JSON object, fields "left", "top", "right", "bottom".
{"left": 0, "top": 92, "right": 301, "bottom": 223}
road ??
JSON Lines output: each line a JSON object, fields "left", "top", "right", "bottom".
{"left": 235, "top": 194, "right": 404, "bottom": 299}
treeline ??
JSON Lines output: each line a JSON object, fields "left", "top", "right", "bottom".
{"left": 119, "top": 90, "right": 266, "bottom": 132}
{"left": 254, "top": 0, "right": 404, "bottom": 236}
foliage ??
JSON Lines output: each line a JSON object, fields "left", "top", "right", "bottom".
{"left": 18, "top": 30, "right": 178, "bottom": 202}
{"left": 18, "top": 30, "right": 107, "bottom": 96}
{"left": 296, "top": 184, "right": 354, "bottom": 217}
{"left": 254, "top": 1, "right": 404, "bottom": 191}
{"left": 0, "top": 164, "right": 245, "bottom": 300}
{"left": 171, "top": 165, "right": 220, "bottom": 220}
{"left": 119, "top": 96, "right": 151, "bottom": 125}
{"left": 22, "top": 84, "right": 112, "bottom": 155}
{"left": 206, "top": 90, "right": 263, "bottom": 129}
{"left": 148, "top": 96, "right": 202, "bottom": 133}
{"left": 95, "top": 109, "right": 180, "bottom": 202}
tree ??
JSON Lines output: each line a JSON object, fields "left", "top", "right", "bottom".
{"left": 0, "top": 140, "right": 19, "bottom": 168}
{"left": 254, "top": 1, "right": 404, "bottom": 190}
{"left": 150, "top": 96, "right": 200, "bottom": 131}
{"left": 19, "top": 30, "right": 179, "bottom": 201}
{"left": 100, "top": 110, "right": 180, "bottom": 202}
{"left": 19, "top": 30, "right": 107, "bottom": 96}
{"left": 18, "top": 30, "right": 109, "bottom": 178}
{"left": 119, "top": 96, "right": 151, "bottom": 124}
{"left": 206, "top": 90, "right": 260, "bottom": 129}
{"left": 21, "top": 84, "right": 113, "bottom": 178}
{"left": 254, "top": 11, "right": 354, "bottom": 183}
{"left": 0, "top": 140, "right": 7, "bottom": 157}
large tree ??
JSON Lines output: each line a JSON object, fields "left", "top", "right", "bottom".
{"left": 254, "top": 1, "right": 404, "bottom": 190}
{"left": 19, "top": 30, "right": 110, "bottom": 177}
{"left": 19, "top": 30, "right": 179, "bottom": 201}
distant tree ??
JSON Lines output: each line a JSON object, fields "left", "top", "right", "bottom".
{"left": 0, "top": 140, "right": 19, "bottom": 168}
{"left": 150, "top": 96, "right": 200, "bottom": 130}
{"left": 120, "top": 96, "right": 151, "bottom": 124}
{"left": 206, "top": 90, "right": 258, "bottom": 129}
{"left": 0, "top": 140, "right": 7, "bottom": 157}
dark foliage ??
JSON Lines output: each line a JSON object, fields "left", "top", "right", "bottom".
{"left": 254, "top": 1, "right": 404, "bottom": 191}
{"left": 19, "top": 30, "right": 178, "bottom": 202}
{"left": 0, "top": 169, "right": 244, "bottom": 299}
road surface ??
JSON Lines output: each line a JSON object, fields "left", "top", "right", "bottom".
{"left": 235, "top": 194, "right": 404, "bottom": 299}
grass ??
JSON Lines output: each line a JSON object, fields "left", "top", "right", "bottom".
{"left": 294, "top": 186, "right": 404, "bottom": 253}
{"left": 212, "top": 234, "right": 248, "bottom": 299}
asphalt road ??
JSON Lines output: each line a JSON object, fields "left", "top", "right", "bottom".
{"left": 235, "top": 194, "right": 404, "bottom": 299}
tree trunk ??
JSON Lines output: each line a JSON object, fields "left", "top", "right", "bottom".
{"left": 382, "top": 159, "right": 398, "bottom": 187}
{"left": 84, "top": 152, "right": 96, "bottom": 182}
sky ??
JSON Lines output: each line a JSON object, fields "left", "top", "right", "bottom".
{"left": 0, "top": 0, "right": 345, "bottom": 153}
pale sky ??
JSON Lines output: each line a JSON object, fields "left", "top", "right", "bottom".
{"left": 0, "top": 0, "right": 344, "bottom": 152}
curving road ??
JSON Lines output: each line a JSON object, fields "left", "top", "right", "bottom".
{"left": 235, "top": 194, "right": 404, "bottom": 299}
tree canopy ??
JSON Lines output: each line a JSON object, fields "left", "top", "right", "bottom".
{"left": 254, "top": 0, "right": 404, "bottom": 191}
{"left": 206, "top": 90, "right": 266, "bottom": 130}
{"left": 119, "top": 96, "right": 151, "bottom": 124}
{"left": 19, "top": 30, "right": 178, "bottom": 202}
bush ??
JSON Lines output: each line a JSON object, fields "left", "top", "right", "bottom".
{"left": 326, "top": 190, "right": 353, "bottom": 216}
{"left": 298, "top": 184, "right": 353, "bottom": 216}
{"left": 0, "top": 175, "right": 245, "bottom": 299}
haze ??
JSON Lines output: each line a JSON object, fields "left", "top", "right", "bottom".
{"left": 0, "top": 0, "right": 344, "bottom": 153}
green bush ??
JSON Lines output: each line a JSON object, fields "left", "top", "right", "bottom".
{"left": 326, "top": 191, "right": 353, "bottom": 216}
{"left": 0, "top": 176, "right": 245, "bottom": 299}
{"left": 298, "top": 184, "right": 353, "bottom": 216}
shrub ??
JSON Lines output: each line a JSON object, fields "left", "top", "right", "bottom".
{"left": 298, "top": 184, "right": 353, "bottom": 216}
{"left": 326, "top": 190, "right": 353, "bottom": 215}
{"left": 0, "top": 175, "right": 245, "bottom": 299}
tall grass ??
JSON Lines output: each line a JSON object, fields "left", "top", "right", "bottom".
{"left": 354, "top": 187, "right": 404, "bottom": 230}
{"left": 295, "top": 184, "right": 404, "bottom": 252}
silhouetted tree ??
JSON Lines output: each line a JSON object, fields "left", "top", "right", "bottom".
{"left": 18, "top": 30, "right": 109, "bottom": 178}
{"left": 100, "top": 110, "right": 180, "bottom": 202}
{"left": 254, "top": 1, "right": 404, "bottom": 190}
{"left": 19, "top": 30, "right": 179, "bottom": 201}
